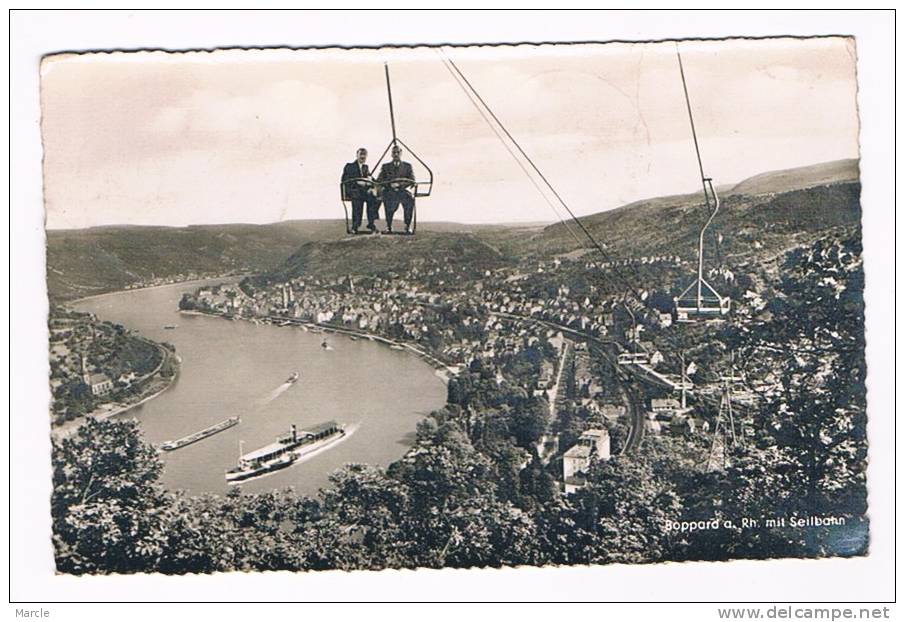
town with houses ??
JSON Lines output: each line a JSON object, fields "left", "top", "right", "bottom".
{"left": 177, "top": 248, "right": 778, "bottom": 492}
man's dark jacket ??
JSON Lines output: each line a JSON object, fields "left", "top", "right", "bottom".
{"left": 377, "top": 160, "right": 415, "bottom": 192}
{"left": 341, "top": 161, "right": 373, "bottom": 200}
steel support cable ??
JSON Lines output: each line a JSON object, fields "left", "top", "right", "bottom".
{"left": 437, "top": 53, "right": 585, "bottom": 249}
{"left": 441, "top": 49, "right": 646, "bottom": 303}
{"left": 441, "top": 49, "right": 699, "bottom": 390}
{"left": 676, "top": 45, "right": 707, "bottom": 191}
{"left": 442, "top": 49, "right": 699, "bottom": 374}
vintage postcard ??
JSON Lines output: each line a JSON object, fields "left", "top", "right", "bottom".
{"left": 41, "top": 37, "right": 867, "bottom": 575}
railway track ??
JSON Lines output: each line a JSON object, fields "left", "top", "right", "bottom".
{"left": 489, "top": 311, "right": 648, "bottom": 454}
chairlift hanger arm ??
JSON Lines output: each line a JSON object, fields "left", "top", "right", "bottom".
{"left": 373, "top": 64, "right": 434, "bottom": 196}
{"left": 385, "top": 63, "right": 397, "bottom": 144}
{"left": 698, "top": 179, "right": 720, "bottom": 245}
{"left": 677, "top": 47, "right": 722, "bottom": 227}
{"left": 371, "top": 137, "right": 433, "bottom": 198}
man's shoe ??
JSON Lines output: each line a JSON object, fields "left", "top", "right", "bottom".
{"left": 385, "top": 227, "right": 393, "bottom": 233}
{"left": 367, "top": 223, "right": 377, "bottom": 233}
{"left": 404, "top": 225, "right": 412, "bottom": 234}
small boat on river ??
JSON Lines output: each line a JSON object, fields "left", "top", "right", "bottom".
{"left": 158, "top": 416, "right": 240, "bottom": 452}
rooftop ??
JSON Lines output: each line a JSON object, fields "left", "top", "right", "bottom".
{"left": 564, "top": 445, "right": 593, "bottom": 459}
{"left": 241, "top": 421, "right": 340, "bottom": 462}
{"left": 301, "top": 420, "right": 340, "bottom": 436}
{"left": 241, "top": 440, "right": 289, "bottom": 462}
{"left": 652, "top": 398, "right": 682, "bottom": 410}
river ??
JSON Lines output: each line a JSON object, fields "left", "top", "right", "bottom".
{"left": 74, "top": 280, "right": 447, "bottom": 497}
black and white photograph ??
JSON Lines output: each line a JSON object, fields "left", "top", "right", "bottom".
{"left": 9, "top": 8, "right": 896, "bottom": 614}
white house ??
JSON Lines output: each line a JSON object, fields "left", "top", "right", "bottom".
{"left": 86, "top": 372, "right": 113, "bottom": 396}
{"left": 563, "top": 429, "right": 611, "bottom": 494}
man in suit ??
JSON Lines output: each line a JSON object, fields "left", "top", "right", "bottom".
{"left": 341, "top": 148, "right": 380, "bottom": 233}
{"left": 377, "top": 145, "right": 416, "bottom": 234}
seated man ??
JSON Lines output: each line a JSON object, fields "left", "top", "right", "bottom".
{"left": 341, "top": 147, "right": 380, "bottom": 233}
{"left": 377, "top": 145, "right": 416, "bottom": 234}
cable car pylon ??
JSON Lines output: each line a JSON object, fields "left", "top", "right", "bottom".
{"left": 706, "top": 353, "right": 745, "bottom": 471}
{"left": 673, "top": 45, "right": 731, "bottom": 322}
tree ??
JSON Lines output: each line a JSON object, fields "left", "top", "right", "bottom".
{"left": 387, "top": 419, "right": 537, "bottom": 568}
{"left": 510, "top": 398, "right": 550, "bottom": 448}
{"left": 317, "top": 464, "right": 412, "bottom": 569}
{"left": 575, "top": 454, "right": 683, "bottom": 565}
{"left": 746, "top": 235, "right": 866, "bottom": 521}
{"left": 675, "top": 233, "right": 869, "bottom": 561}
{"left": 52, "top": 418, "right": 174, "bottom": 573}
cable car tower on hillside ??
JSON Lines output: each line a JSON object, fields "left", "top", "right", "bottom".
{"left": 706, "top": 354, "right": 747, "bottom": 471}
{"left": 673, "top": 46, "right": 731, "bottom": 322}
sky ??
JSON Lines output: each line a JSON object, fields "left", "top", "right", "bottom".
{"left": 41, "top": 37, "right": 860, "bottom": 229}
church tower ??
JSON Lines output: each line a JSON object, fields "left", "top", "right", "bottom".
{"left": 81, "top": 355, "right": 91, "bottom": 385}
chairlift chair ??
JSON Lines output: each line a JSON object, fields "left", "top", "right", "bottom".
{"left": 340, "top": 64, "right": 433, "bottom": 236}
{"left": 673, "top": 178, "right": 731, "bottom": 321}
{"left": 672, "top": 46, "right": 731, "bottom": 321}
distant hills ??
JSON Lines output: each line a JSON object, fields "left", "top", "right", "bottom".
{"left": 728, "top": 159, "right": 859, "bottom": 196}
{"left": 271, "top": 230, "right": 516, "bottom": 283}
{"left": 538, "top": 159, "right": 861, "bottom": 259}
{"left": 46, "top": 222, "right": 332, "bottom": 300}
{"left": 45, "top": 219, "right": 525, "bottom": 300}
{"left": 266, "top": 158, "right": 861, "bottom": 283}
{"left": 45, "top": 159, "right": 861, "bottom": 299}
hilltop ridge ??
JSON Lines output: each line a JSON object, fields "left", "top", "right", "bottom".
{"left": 729, "top": 159, "right": 859, "bottom": 196}
{"left": 537, "top": 159, "right": 861, "bottom": 259}
{"left": 46, "top": 159, "right": 860, "bottom": 299}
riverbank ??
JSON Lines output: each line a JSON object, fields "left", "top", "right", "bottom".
{"left": 51, "top": 341, "right": 181, "bottom": 441}
{"left": 181, "top": 308, "right": 461, "bottom": 384}
{"left": 73, "top": 281, "right": 448, "bottom": 495}
{"left": 51, "top": 277, "right": 248, "bottom": 440}
{"left": 68, "top": 274, "right": 248, "bottom": 306}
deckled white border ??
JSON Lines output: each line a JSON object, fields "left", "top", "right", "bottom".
{"left": 8, "top": 9, "right": 895, "bottom": 607}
